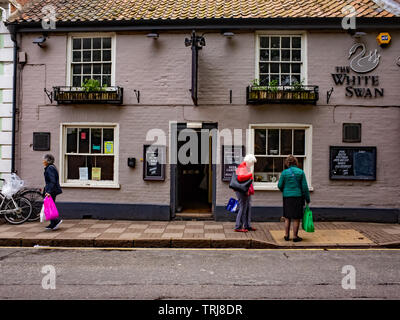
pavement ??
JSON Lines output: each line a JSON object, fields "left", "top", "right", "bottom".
{"left": 0, "top": 219, "right": 399, "bottom": 249}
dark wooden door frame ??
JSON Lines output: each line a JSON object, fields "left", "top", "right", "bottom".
{"left": 170, "top": 122, "right": 218, "bottom": 219}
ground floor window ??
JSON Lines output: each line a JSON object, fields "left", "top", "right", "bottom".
{"left": 60, "top": 123, "right": 119, "bottom": 187}
{"left": 249, "top": 124, "right": 312, "bottom": 190}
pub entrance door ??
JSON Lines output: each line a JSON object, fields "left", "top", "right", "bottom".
{"left": 170, "top": 123, "right": 217, "bottom": 219}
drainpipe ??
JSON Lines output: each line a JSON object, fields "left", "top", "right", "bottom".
{"left": 8, "top": 24, "right": 18, "bottom": 173}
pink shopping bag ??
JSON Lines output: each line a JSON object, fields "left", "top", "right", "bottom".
{"left": 43, "top": 196, "right": 59, "bottom": 221}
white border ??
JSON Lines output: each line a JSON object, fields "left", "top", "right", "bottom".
{"left": 59, "top": 122, "right": 120, "bottom": 188}
{"left": 248, "top": 123, "right": 313, "bottom": 191}
{"left": 66, "top": 32, "right": 116, "bottom": 87}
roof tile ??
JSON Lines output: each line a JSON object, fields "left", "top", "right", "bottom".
{"left": 7, "top": 0, "right": 399, "bottom": 23}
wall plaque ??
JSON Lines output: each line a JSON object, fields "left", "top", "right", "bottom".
{"left": 143, "top": 145, "right": 166, "bottom": 181}
{"left": 222, "top": 145, "right": 245, "bottom": 182}
{"left": 329, "top": 146, "right": 376, "bottom": 180}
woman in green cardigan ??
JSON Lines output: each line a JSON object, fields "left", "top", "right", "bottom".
{"left": 278, "top": 155, "right": 310, "bottom": 242}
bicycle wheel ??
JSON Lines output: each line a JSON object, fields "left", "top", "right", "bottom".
{"left": 20, "top": 190, "right": 44, "bottom": 222}
{"left": 4, "top": 196, "right": 32, "bottom": 225}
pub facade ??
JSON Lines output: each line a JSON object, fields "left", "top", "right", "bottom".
{"left": 6, "top": 0, "right": 400, "bottom": 222}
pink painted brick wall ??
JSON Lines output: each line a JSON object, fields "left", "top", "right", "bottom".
{"left": 15, "top": 30, "right": 400, "bottom": 212}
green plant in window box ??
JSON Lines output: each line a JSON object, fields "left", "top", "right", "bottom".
{"left": 267, "top": 80, "right": 280, "bottom": 99}
{"left": 291, "top": 80, "right": 305, "bottom": 100}
{"left": 249, "top": 79, "right": 267, "bottom": 100}
{"left": 81, "top": 79, "right": 108, "bottom": 101}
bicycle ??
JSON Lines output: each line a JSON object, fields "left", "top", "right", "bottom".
{"left": 17, "top": 187, "right": 44, "bottom": 222}
{"left": 0, "top": 179, "right": 33, "bottom": 225}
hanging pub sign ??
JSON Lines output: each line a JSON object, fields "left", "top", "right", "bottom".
{"left": 222, "top": 145, "right": 245, "bottom": 182}
{"left": 331, "top": 42, "right": 384, "bottom": 99}
{"left": 143, "top": 145, "right": 166, "bottom": 181}
{"left": 329, "top": 146, "right": 376, "bottom": 180}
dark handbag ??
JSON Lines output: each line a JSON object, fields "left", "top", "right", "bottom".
{"left": 229, "top": 172, "right": 252, "bottom": 193}
{"left": 288, "top": 167, "right": 305, "bottom": 206}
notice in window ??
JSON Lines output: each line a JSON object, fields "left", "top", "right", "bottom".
{"left": 92, "top": 167, "right": 101, "bottom": 181}
{"left": 79, "top": 167, "right": 89, "bottom": 180}
{"left": 104, "top": 141, "right": 114, "bottom": 154}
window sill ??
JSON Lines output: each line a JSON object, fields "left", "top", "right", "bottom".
{"left": 61, "top": 182, "right": 120, "bottom": 189}
{"left": 254, "top": 184, "right": 314, "bottom": 191}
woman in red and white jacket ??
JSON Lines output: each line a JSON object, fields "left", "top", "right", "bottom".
{"left": 234, "top": 154, "right": 256, "bottom": 232}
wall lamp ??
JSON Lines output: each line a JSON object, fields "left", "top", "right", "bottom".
{"left": 146, "top": 32, "right": 159, "bottom": 39}
{"left": 185, "top": 31, "right": 206, "bottom": 49}
{"left": 223, "top": 31, "right": 235, "bottom": 38}
{"left": 33, "top": 35, "right": 47, "bottom": 48}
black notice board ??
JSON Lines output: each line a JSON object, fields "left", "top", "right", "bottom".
{"left": 222, "top": 145, "right": 245, "bottom": 182}
{"left": 329, "top": 146, "right": 376, "bottom": 180}
{"left": 143, "top": 145, "right": 166, "bottom": 181}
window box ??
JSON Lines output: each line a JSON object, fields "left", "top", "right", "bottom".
{"left": 246, "top": 85, "right": 319, "bottom": 105}
{"left": 53, "top": 86, "right": 123, "bottom": 104}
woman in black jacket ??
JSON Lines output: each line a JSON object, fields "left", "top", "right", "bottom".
{"left": 43, "top": 154, "right": 63, "bottom": 230}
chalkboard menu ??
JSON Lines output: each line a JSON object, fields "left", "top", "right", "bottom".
{"left": 222, "top": 145, "right": 245, "bottom": 181}
{"left": 143, "top": 145, "right": 166, "bottom": 181}
{"left": 330, "top": 146, "right": 376, "bottom": 180}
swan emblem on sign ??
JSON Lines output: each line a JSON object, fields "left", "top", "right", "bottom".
{"left": 348, "top": 43, "right": 381, "bottom": 73}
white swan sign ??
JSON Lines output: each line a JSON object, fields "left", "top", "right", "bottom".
{"left": 348, "top": 43, "right": 381, "bottom": 73}
{"left": 330, "top": 43, "right": 384, "bottom": 100}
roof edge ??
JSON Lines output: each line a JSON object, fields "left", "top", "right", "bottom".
{"left": 7, "top": 17, "right": 400, "bottom": 33}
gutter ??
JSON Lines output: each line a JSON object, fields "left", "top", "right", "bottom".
{"left": 8, "top": 24, "right": 18, "bottom": 173}
{"left": 5, "top": 17, "right": 400, "bottom": 33}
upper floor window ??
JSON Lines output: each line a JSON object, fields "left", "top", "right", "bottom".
{"left": 257, "top": 34, "right": 305, "bottom": 86}
{"left": 67, "top": 34, "right": 115, "bottom": 87}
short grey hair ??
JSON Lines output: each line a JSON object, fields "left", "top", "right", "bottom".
{"left": 244, "top": 154, "right": 257, "bottom": 164}
{"left": 43, "top": 154, "right": 55, "bottom": 165}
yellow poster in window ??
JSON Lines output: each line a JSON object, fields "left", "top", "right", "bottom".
{"left": 92, "top": 167, "right": 101, "bottom": 181}
{"left": 104, "top": 141, "right": 114, "bottom": 154}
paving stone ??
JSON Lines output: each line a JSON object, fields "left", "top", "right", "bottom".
{"left": 103, "top": 228, "right": 126, "bottom": 233}
{"left": 204, "top": 225, "right": 223, "bottom": 229}
{"left": 64, "top": 228, "right": 88, "bottom": 233}
{"left": 118, "top": 233, "right": 142, "bottom": 240}
{"left": 204, "top": 233, "right": 226, "bottom": 239}
{"left": 184, "top": 229, "right": 204, "bottom": 234}
{"left": 0, "top": 232, "right": 21, "bottom": 237}
{"left": 161, "top": 233, "right": 183, "bottom": 238}
{"left": 144, "top": 228, "right": 165, "bottom": 233}
{"left": 89, "top": 223, "right": 112, "bottom": 228}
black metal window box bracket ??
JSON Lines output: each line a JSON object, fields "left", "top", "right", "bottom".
{"left": 53, "top": 86, "right": 124, "bottom": 105}
{"left": 246, "top": 85, "right": 319, "bottom": 105}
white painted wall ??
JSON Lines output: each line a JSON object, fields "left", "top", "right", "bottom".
{"left": 0, "top": 1, "right": 13, "bottom": 179}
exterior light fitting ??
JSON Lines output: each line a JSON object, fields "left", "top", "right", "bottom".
{"left": 146, "top": 32, "right": 159, "bottom": 39}
{"left": 353, "top": 31, "right": 367, "bottom": 38}
{"left": 33, "top": 35, "right": 47, "bottom": 48}
{"left": 223, "top": 31, "right": 235, "bottom": 38}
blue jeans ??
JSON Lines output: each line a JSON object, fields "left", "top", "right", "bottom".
{"left": 235, "top": 192, "right": 252, "bottom": 230}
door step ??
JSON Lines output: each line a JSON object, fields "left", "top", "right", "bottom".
{"left": 174, "top": 213, "right": 214, "bottom": 221}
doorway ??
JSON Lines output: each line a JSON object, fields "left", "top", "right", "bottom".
{"left": 170, "top": 123, "right": 217, "bottom": 218}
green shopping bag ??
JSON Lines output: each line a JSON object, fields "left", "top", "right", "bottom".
{"left": 302, "top": 205, "right": 314, "bottom": 233}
